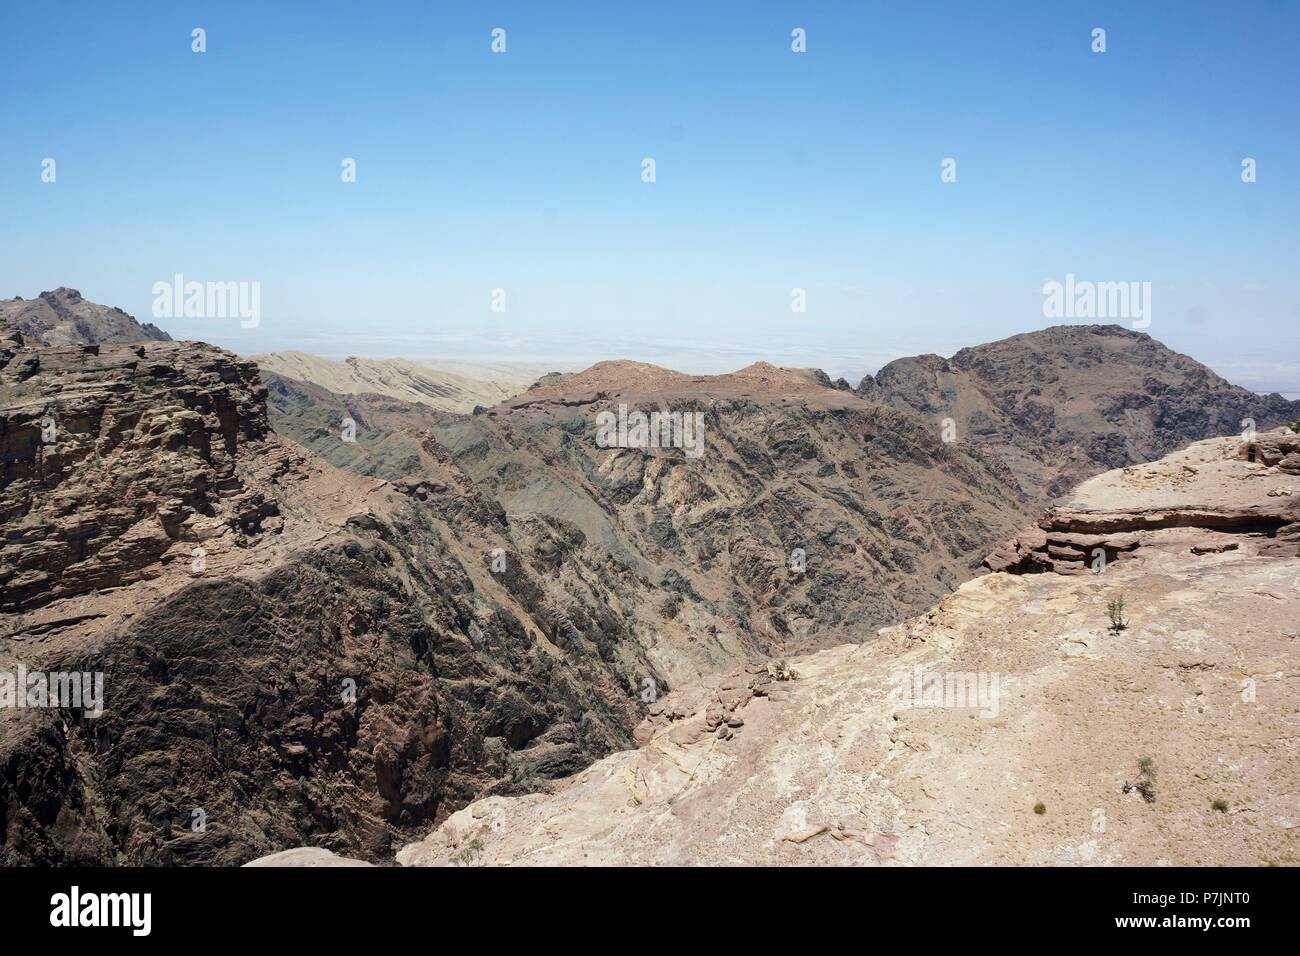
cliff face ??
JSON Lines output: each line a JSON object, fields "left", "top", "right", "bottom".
{"left": 397, "top": 430, "right": 1300, "bottom": 867}
{"left": 0, "top": 334, "right": 671, "bottom": 865}
{"left": 1, "top": 334, "right": 273, "bottom": 611}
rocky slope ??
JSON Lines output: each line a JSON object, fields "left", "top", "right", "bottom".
{"left": 0, "top": 332, "right": 695, "bottom": 865}
{"left": 0, "top": 288, "right": 171, "bottom": 347}
{"left": 0, "top": 332, "right": 272, "bottom": 612}
{"left": 267, "top": 328, "right": 1299, "bottom": 667}
{"left": 275, "top": 359, "right": 1037, "bottom": 663}
{"left": 397, "top": 431, "right": 1300, "bottom": 866}
{"left": 259, "top": 370, "right": 454, "bottom": 479}
{"left": 861, "top": 324, "right": 1300, "bottom": 500}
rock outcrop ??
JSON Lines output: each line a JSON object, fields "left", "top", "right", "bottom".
{"left": 1, "top": 337, "right": 274, "bottom": 611}
{"left": 397, "top": 433, "right": 1300, "bottom": 867}
{"left": 242, "top": 848, "right": 374, "bottom": 867}
{"left": 983, "top": 428, "right": 1300, "bottom": 574}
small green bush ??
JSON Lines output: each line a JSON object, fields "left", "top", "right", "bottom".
{"left": 1107, "top": 595, "right": 1129, "bottom": 633}
{"left": 1033, "top": 802, "right": 1046, "bottom": 815}
{"left": 451, "top": 837, "right": 484, "bottom": 866}
{"left": 1211, "top": 799, "right": 1228, "bottom": 813}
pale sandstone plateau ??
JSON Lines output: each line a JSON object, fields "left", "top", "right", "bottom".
{"left": 250, "top": 350, "right": 552, "bottom": 415}
{"left": 1, "top": 290, "right": 1297, "bottom": 867}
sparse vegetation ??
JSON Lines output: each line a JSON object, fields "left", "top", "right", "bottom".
{"left": 450, "top": 837, "right": 484, "bottom": 866}
{"left": 0, "top": 381, "right": 40, "bottom": 408}
{"left": 1288, "top": 418, "right": 1300, "bottom": 433}
{"left": 1106, "top": 595, "right": 1129, "bottom": 634}
{"left": 1123, "top": 755, "right": 1157, "bottom": 803}
{"left": 1211, "top": 799, "right": 1229, "bottom": 813}
{"left": 506, "top": 764, "right": 550, "bottom": 794}
{"left": 1033, "top": 802, "right": 1046, "bottom": 815}
{"left": 768, "top": 659, "right": 798, "bottom": 681}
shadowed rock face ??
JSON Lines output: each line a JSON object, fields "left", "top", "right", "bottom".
{"left": 860, "top": 325, "right": 1300, "bottom": 500}
{"left": 0, "top": 289, "right": 170, "bottom": 347}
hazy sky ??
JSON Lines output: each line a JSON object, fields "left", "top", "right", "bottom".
{"left": 2, "top": 1, "right": 1297, "bottom": 393}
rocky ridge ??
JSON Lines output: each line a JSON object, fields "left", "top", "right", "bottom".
{"left": 983, "top": 428, "right": 1300, "bottom": 574}
{"left": 267, "top": 330, "right": 1300, "bottom": 668}
{"left": 252, "top": 351, "right": 543, "bottom": 415}
{"left": 861, "top": 324, "right": 1300, "bottom": 500}
{"left": 268, "top": 356, "right": 1038, "bottom": 678}
{"left": 419, "top": 360, "right": 1034, "bottom": 657}
{"left": 0, "top": 288, "right": 171, "bottom": 347}
{"left": 6, "top": 292, "right": 1298, "bottom": 867}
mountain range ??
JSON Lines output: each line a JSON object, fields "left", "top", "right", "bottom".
{"left": 1, "top": 290, "right": 1296, "bottom": 865}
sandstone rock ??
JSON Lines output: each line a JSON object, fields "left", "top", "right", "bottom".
{"left": 984, "top": 432, "right": 1300, "bottom": 574}
{"left": 0, "top": 340, "right": 274, "bottom": 611}
{"left": 242, "top": 848, "right": 375, "bottom": 867}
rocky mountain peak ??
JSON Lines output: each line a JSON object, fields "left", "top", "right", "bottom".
{"left": 861, "top": 323, "right": 1299, "bottom": 500}
{"left": 0, "top": 288, "right": 172, "bottom": 347}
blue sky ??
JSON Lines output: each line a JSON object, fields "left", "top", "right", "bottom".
{"left": 1, "top": 1, "right": 1297, "bottom": 392}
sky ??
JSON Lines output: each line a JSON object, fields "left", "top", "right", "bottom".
{"left": 1, "top": 1, "right": 1297, "bottom": 393}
